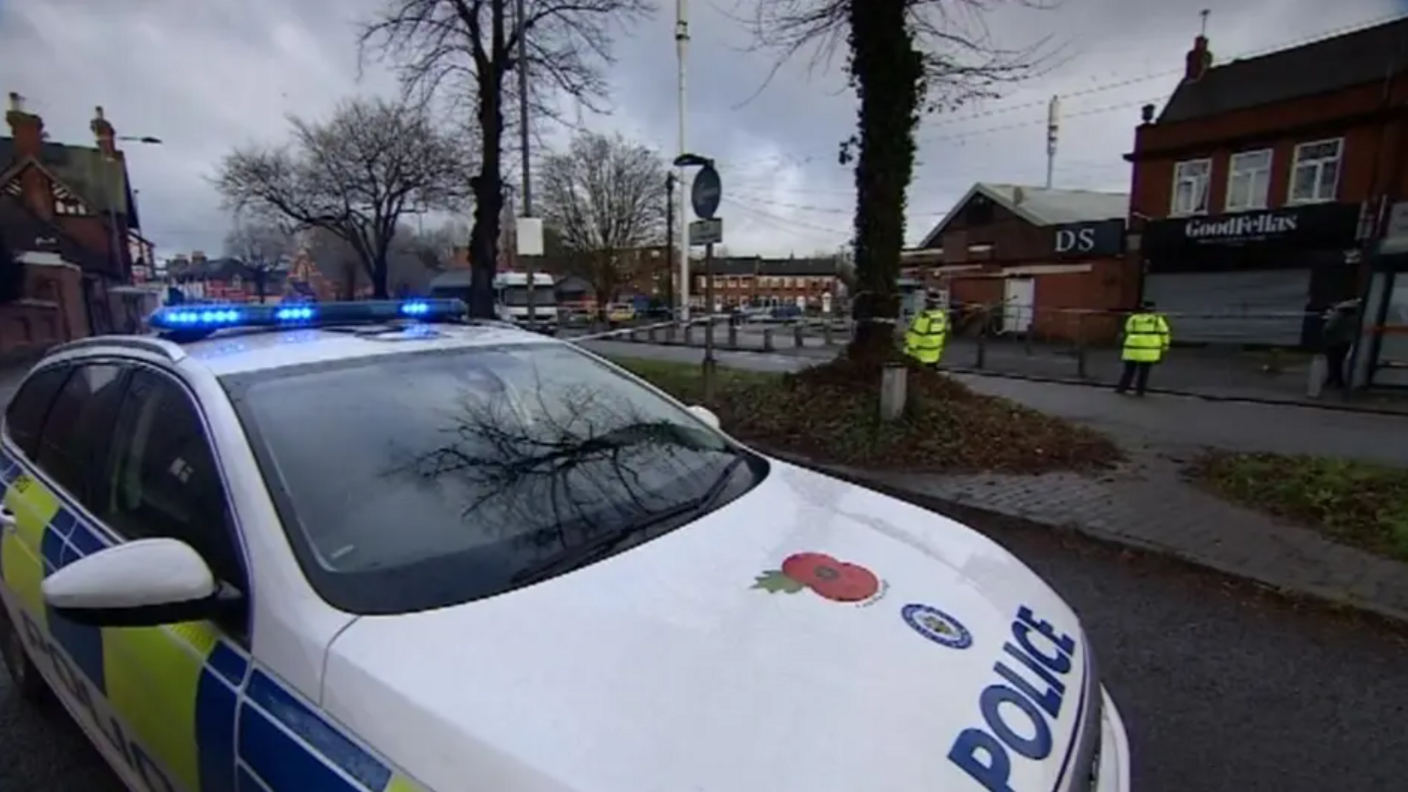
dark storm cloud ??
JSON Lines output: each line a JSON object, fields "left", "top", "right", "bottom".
{"left": 1, "top": 0, "right": 1403, "bottom": 257}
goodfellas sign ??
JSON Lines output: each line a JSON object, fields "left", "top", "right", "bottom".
{"left": 1142, "top": 202, "right": 1365, "bottom": 255}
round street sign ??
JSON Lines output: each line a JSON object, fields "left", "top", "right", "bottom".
{"left": 691, "top": 163, "right": 722, "bottom": 220}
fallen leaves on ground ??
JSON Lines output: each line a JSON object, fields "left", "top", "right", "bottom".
{"left": 614, "top": 356, "right": 1123, "bottom": 474}
{"left": 1189, "top": 452, "right": 1408, "bottom": 563}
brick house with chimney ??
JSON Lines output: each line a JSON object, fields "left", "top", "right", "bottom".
{"left": 1125, "top": 17, "right": 1408, "bottom": 378}
{"left": 0, "top": 92, "right": 154, "bottom": 354}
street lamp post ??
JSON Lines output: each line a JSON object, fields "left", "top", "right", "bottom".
{"left": 109, "top": 135, "right": 161, "bottom": 284}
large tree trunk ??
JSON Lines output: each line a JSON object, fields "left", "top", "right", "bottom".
{"left": 372, "top": 254, "right": 390, "bottom": 299}
{"left": 845, "top": 0, "right": 923, "bottom": 368}
{"left": 469, "top": 66, "right": 507, "bottom": 319}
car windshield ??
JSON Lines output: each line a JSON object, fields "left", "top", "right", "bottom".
{"left": 499, "top": 285, "right": 556, "bottom": 306}
{"left": 224, "top": 343, "right": 758, "bottom": 614}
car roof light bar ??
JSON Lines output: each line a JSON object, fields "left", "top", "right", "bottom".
{"left": 148, "top": 299, "right": 468, "bottom": 341}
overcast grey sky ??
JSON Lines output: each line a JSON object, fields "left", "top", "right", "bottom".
{"left": 1, "top": 0, "right": 1404, "bottom": 259}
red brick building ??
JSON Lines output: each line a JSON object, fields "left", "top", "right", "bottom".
{"left": 1125, "top": 18, "right": 1408, "bottom": 367}
{"left": 906, "top": 182, "right": 1133, "bottom": 342}
{"left": 689, "top": 255, "right": 846, "bottom": 313}
{"left": 1, "top": 93, "right": 153, "bottom": 354}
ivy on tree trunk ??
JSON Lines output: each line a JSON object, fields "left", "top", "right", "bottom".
{"left": 845, "top": 0, "right": 922, "bottom": 368}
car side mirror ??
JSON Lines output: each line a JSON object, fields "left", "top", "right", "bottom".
{"left": 687, "top": 404, "right": 721, "bottom": 430}
{"left": 42, "top": 538, "right": 236, "bottom": 628}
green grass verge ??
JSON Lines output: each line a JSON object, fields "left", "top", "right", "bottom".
{"left": 1191, "top": 452, "right": 1408, "bottom": 563}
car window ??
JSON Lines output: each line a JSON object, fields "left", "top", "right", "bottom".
{"left": 34, "top": 363, "right": 128, "bottom": 502}
{"left": 225, "top": 343, "right": 761, "bottom": 615}
{"left": 4, "top": 365, "right": 71, "bottom": 459}
{"left": 101, "top": 369, "right": 246, "bottom": 594}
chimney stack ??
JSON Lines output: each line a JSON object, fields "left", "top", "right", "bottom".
{"left": 1184, "top": 35, "right": 1212, "bottom": 82}
{"left": 6, "top": 92, "right": 45, "bottom": 158}
{"left": 90, "top": 105, "right": 117, "bottom": 157}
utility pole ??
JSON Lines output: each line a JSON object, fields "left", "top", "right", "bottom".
{"left": 665, "top": 172, "right": 676, "bottom": 312}
{"left": 516, "top": 0, "right": 536, "bottom": 324}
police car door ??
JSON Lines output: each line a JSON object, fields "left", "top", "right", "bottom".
{"left": 89, "top": 366, "right": 251, "bottom": 792}
{"left": 0, "top": 361, "right": 166, "bottom": 788}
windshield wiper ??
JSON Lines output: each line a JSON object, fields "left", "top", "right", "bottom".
{"left": 511, "top": 454, "right": 749, "bottom": 585}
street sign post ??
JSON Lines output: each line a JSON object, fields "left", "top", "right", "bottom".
{"left": 691, "top": 163, "right": 722, "bottom": 219}
{"left": 689, "top": 218, "right": 723, "bottom": 246}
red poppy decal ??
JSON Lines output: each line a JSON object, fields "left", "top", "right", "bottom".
{"left": 752, "top": 552, "right": 881, "bottom": 603}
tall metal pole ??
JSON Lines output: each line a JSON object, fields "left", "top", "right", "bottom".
{"left": 665, "top": 173, "right": 676, "bottom": 311}
{"left": 517, "top": 0, "right": 537, "bottom": 325}
{"left": 703, "top": 241, "right": 715, "bottom": 403}
{"left": 675, "top": 0, "right": 691, "bottom": 322}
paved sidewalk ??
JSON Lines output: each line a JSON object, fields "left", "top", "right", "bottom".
{"left": 780, "top": 449, "right": 1408, "bottom": 626}
{"left": 941, "top": 337, "right": 1408, "bottom": 415}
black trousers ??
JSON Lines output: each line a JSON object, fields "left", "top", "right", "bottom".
{"left": 1116, "top": 361, "right": 1153, "bottom": 395}
{"left": 1325, "top": 344, "right": 1350, "bottom": 388}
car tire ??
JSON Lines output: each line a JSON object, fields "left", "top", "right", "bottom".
{"left": 0, "top": 606, "right": 49, "bottom": 704}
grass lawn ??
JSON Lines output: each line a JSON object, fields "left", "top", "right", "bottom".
{"left": 1191, "top": 452, "right": 1408, "bottom": 562}
{"left": 612, "top": 356, "right": 1122, "bottom": 474}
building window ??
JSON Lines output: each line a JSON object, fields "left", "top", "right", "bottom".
{"left": 1171, "top": 158, "right": 1212, "bottom": 215}
{"left": 1288, "top": 138, "right": 1342, "bottom": 205}
{"left": 1225, "top": 149, "right": 1272, "bottom": 211}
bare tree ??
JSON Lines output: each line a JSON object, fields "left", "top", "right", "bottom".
{"left": 213, "top": 97, "right": 473, "bottom": 299}
{"left": 223, "top": 210, "right": 296, "bottom": 302}
{"left": 538, "top": 131, "right": 666, "bottom": 311}
{"left": 358, "top": 0, "right": 653, "bottom": 318}
{"left": 742, "top": 0, "right": 1052, "bottom": 364}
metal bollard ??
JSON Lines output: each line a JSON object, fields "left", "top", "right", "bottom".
{"left": 975, "top": 330, "right": 987, "bottom": 369}
{"left": 684, "top": 325, "right": 694, "bottom": 345}
{"left": 823, "top": 324, "right": 833, "bottom": 346}
{"left": 728, "top": 323, "right": 738, "bottom": 349}
{"left": 763, "top": 328, "right": 774, "bottom": 352}
{"left": 793, "top": 325, "right": 804, "bottom": 348}
{"left": 1307, "top": 355, "right": 1326, "bottom": 398}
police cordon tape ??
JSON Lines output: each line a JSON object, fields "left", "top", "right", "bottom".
{"left": 568, "top": 318, "right": 720, "bottom": 344}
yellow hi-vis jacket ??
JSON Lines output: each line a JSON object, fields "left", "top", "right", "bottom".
{"left": 904, "top": 308, "right": 949, "bottom": 365}
{"left": 1122, "top": 312, "right": 1171, "bottom": 363}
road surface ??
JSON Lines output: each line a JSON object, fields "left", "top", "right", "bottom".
{"left": 584, "top": 340, "right": 1408, "bottom": 466}
{"left": 2, "top": 505, "right": 1405, "bottom": 792}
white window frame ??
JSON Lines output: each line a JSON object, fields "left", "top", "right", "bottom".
{"left": 1225, "top": 149, "right": 1272, "bottom": 211}
{"left": 1287, "top": 138, "right": 1343, "bottom": 205}
{"left": 1170, "top": 158, "right": 1213, "bottom": 216}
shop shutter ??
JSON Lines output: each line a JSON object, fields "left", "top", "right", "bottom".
{"left": 1143, "top": 269, "right": 1309, "bottom": 346}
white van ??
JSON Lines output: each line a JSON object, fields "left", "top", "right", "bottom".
{"left": 494, "top": 271, "right": 558, "bottom": 333}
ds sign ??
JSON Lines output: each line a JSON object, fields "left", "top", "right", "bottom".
{"left": 1052, "top": 219, "right": 1123, "bottom": 258}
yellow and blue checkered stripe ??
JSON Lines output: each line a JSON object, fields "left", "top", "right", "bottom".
{"left": 0, "top": 447, "right": 425, "bottom": 792}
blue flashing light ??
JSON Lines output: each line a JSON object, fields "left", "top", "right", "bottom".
{"left": 275, "top": 306, "right": 317, "bottom": 322}
{"left": 148, "top": 299, "right": 468, "bottom": 338}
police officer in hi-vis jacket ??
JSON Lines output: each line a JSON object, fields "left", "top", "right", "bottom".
{"left": 1116, "top": 301, "right": 1171, "bottom": 396}
{"left": 904, "top": 293, "right": 950, "bottom": 368}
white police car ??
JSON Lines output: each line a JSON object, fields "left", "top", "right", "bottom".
{"left": 0, "top": 299, "right": 1131, "bottom": 792}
